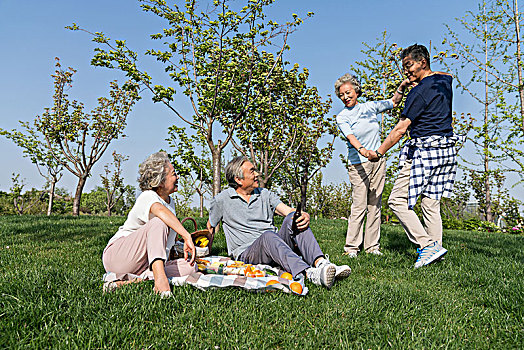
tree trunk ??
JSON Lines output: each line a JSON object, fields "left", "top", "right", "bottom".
{"left": 199, "top": 192, "right": 204, "bottom": 218}
{"left": 513, "top": 0, "right": 524, "bottom": 131}
{"left": 299, "top": 165, "right": 309, "bottom": 210}
{"left": 258, "top": 176, "right": 268, "bottom": 188}
{"left": 73, "top": 175, "right": 88, "bottom": 216}
{"left": 47, "top": 178, "right": 56, "bottom": 216}
{"left": 211, "top": 149, "right": 222, "bottom": 197}
{"left": 483, "top": 6, "right": 493, "bottom": 223}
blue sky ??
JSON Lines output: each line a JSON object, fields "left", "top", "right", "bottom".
{"left": 2, "top": 0, "right": 521, "bottom": 205}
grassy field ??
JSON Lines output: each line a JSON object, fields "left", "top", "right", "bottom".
{"left": 0, "top": 215, "right": 523, "bottom": 349}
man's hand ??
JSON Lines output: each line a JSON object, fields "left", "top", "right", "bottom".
{"left": 296, "top": 211, "right": 310, "bottom": 231}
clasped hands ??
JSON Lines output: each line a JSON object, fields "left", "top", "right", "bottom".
{"left": 359, "top": 148, "right": 381, "bottom": 162}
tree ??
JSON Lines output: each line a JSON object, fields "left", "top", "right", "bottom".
{"left": 9, "top": 174, "right": 46, "bottom": 215}
{"left": 0, "top": 121, "right": 64, "bottom": 216}
{"left": 81, "top": 185, "right": 135, "bottom": 215}
{"left": 274, "top": 90, "right": 336, "bottom": 209}
{"left": 232, "top": 58, "right": 327, "bottom": 190}
{"left": 34, "top": 59, "right": 139, "bottom": 216}
{"left": 441, "top": 175, "right": 471, "bottom": 220}
{"left": 69, "top": 0, "right": 309, "bottom": 196}
{"left": 307, "top": 173, "right": 353, "bottom": 220}
{"left": 167, "top": 126, "right": 213, "bottom": 217}
{"left": 100, "top": 151, "right": 131, "bottom": 216}
{"left": 438, "top": 1, "right": 514, "bottom": 222}
{"left": 351, "top": 31, "right": 405, "bottom": 149}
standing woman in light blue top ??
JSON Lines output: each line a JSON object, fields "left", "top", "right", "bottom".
{"left": 334, "top": 73, "right": 408, "bottom": 257}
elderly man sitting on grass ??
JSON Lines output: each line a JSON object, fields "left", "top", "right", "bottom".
{"left": 207, "top": 156, "right": 351, "bottom": 289}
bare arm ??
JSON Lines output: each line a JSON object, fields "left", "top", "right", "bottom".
{"left": 150, "top": 202, "right": 195, "bottom": 264}
{"left": 275, "top": 202, "right": 310, "bottom": 230}
{"left": 345, "top": 134, "right": 372, "bottom": 158}
{"left": 368, "top": 117, "right": 412, "bottom": 160}
{"left": 391, "top": 78, "right": 411, "bottom": 107}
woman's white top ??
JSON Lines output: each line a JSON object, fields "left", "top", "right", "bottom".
{"left": 104, "top": 190, "right": 178, "bottom": 256}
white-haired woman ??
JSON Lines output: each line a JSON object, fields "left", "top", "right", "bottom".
{"left": 335, "top": 73, "right": 408, "bottom": 258}
{"left": 102, "top": 151, "right": 196, "bottom": 297}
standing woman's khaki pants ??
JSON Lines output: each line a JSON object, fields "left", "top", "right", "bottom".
{"left": 103, "top": 217, "right": 196, "bottom": 280}
{"left": 388, "top": 160, "right": 442, "bottom": 248}
{"left": 345, "top": 158, "right": 386, "bottom": 253}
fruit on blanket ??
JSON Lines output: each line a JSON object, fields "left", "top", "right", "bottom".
{"left": 266, "top": 280, "right": 280, "bottom": 286}
{"left": 280, "top": 272, "right": 293, "bottom": 280}
{"left": 289, "top": 282, "right": 303, "bottom": 294}
{"left": 243, "top": 264, "right": 265, "bottom": 277}
{"left": 227, "top": 261, "right": 245, "bottom": 268}
{"left": 195, "top": 236, "right": 209, "bottom": 247}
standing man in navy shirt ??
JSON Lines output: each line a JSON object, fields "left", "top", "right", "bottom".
{"left": 368, "top": 44, "right": 463, "bottom": 268}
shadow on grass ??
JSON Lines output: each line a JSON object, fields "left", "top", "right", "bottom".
{"left": 381, "top": 224, "right": 413, "bottom": 257}
{"left": 446, "top": 230, "right": 524, "bottom": 262}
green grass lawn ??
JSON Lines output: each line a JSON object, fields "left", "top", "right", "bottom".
{"left": 0, "top": 215, "right": 523, "bottom": 349}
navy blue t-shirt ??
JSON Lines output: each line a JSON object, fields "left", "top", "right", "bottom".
{"left": 402, "top": 74, "right": 453, "bottom": 138}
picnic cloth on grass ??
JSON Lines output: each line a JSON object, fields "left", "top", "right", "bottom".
{"left": 103, "top": 256, "right": 308, "bottom": 296}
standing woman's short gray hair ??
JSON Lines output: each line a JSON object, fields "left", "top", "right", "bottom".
{"left": 138, "top": 151, "right": 171, "bottom": 191}
{"left": 334, "top": 73, "right": 362, "bottom": 98}
{"left": 226, "top": 156, "right": 249, "bottom": 189}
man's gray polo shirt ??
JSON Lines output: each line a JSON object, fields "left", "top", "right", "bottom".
{"left": 208, "top": 187, "right": 282, "bottom": 259}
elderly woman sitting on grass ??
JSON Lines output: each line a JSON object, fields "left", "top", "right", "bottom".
{"left": 102, "top": 151, "right": 196, "bottom": 297}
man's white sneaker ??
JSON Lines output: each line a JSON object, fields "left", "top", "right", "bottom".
{"left": 318, "top": 256, "right": 351, "bottom": 280}
{"left": 414, "top": 242, "right": 447, "bottom": 268}
{"left": 306, "top": 263, "right": 335, "bottom": 289}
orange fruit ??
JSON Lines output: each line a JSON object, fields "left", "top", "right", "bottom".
{"left": 280, "top": 272, "right": 293, "bottom": 280}
{"left": 289, "top": 282, "right": 303, "bottom": 294}
{"left": 254, "top": 270, "right": 265, "bottom": 277}
{"left": 266, "top": 279, "right": 280, "bottom": 286}
{"left": 245, "top": 272, "right": 256, "bottom": 278}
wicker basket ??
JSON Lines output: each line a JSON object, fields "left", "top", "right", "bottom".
{"left": 169, "top": 217, "right": 215, "bottom": 259}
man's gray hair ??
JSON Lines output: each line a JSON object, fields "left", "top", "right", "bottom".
{"left": 226, "top": 156, "right": 249, "bottom": 189}
{"left": 138, "top": 151, "right": 171, "bottom": 191}
{"left": 334, "top": 73, "right": 362, "bottom": 98}
{"left": 401, "top": 44, "right": 431, "bottom": 68}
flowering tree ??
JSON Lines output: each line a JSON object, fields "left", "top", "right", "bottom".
{"left": 68, "top": 0, "right": 309, "bottom": 195}
{"left": 35, "top": 59, "right": 139, "bottom": 216}
{"left": 0, "top": 122, "right": 64, "bottom": 215}
{"left": 100, "top": 151, "right": 131, "bottom": 217}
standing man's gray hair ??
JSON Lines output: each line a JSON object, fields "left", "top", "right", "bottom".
{"left": 401, "top": 44, "right": 431, "bottom": 68}
{"left": 225, "top": 156, "right": 249, "bottom": 189}
{"left": 334, "top": 73, "right": 362, "bottom": 98}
